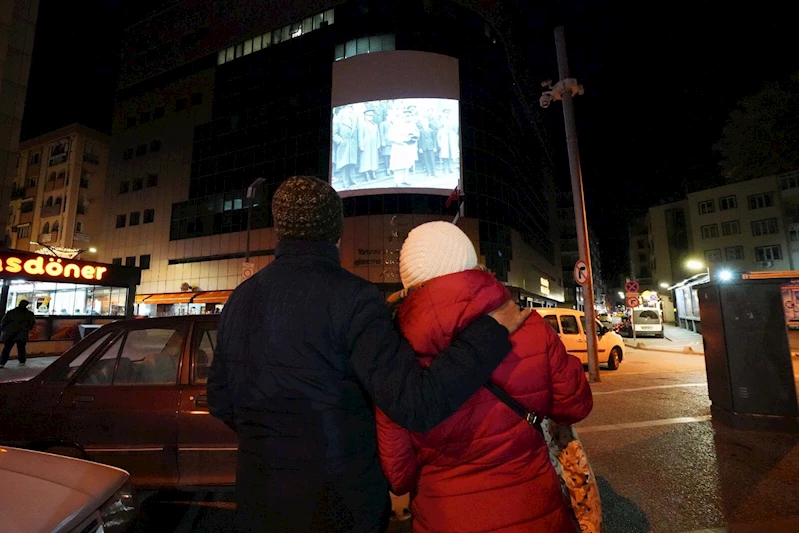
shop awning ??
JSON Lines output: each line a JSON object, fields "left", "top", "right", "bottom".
{"left": 140, "top": 292, "right": 198, "bottom": 304}
{"left": 191, "top": 290, "right": 234, "bottom": 304}
{"left": 134, "top": 294, "right": 151, "bottom": 304}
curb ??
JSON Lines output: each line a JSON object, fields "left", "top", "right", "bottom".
{"left": 623, "top": 342, "right": 705, "bottom": 355}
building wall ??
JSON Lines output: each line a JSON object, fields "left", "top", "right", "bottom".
{"left": 686, "top": 175, "right": 790, "bottom": 272}
{"left": 5, "top": 124, "right": 109, "bottom": 254}
{"left": 628, "top": 216, "right": 653, "bottom": 290}
{"left": 0, "top": 0, "right": 38, "bottom": 233}
{"left": 649, "top": 199, "right": 691, "bottom": 287}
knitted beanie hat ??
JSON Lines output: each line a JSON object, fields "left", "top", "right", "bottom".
{"left": 272, "top": 176, "right": 343, "bottom": 243}
{"left": 400, "top": 221, "right": 478, "bottom": 289}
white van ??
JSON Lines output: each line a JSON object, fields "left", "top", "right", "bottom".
{"left": 535, "top": 309, "right": 624, "bottom": 370}
{"left": 631, "top": 308, "right": 664, "bottom": 338}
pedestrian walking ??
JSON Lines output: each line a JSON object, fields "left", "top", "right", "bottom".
{"left": 207, "top": 176, "right": 531, "bottom": 533}
{"left": 377, "top": 221, "right": 594, "bottom": 533}
{"left": 0, "top": 300, "right": 35, "bottom": 368}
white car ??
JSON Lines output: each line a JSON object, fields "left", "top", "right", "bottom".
{"left": 0, "top": 446, "right": 137, "bottom": 533}
{"left": 535, "top": 309, "right": 624, "bottom": 370}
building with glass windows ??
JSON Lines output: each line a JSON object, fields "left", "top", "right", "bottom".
{"left": 99, "top": 0, "right": 564, "bottom": 314}
{"left": 5, "top": 124, "right": 108, "bottom": 254}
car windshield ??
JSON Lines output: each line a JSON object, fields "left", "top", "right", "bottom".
{"left": 635, "top": 310, "right": 660, "bottom": 323}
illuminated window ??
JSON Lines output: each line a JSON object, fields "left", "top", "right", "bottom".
{"left": 704, "top": 249, "right": 722, "bottom": 263}
{"left": 225, "top": 46, "right": 234, "bottom": 62}
{"left": 252, "top": 34, "right": 262, "bottom": 52}
{"left": 290, "top": 22, "right": 302, "bottom": 38}
{"left": 243, "top": 39, "right": 253, "bottom": 55}
{"left": 262, "top": 32, "right": 271, "bottom": 47}
{"left": 336, "top": 35, "right": 395, "bottom": 61}
{"left": 217, "top": 50, "right": 226, "bottom": 65}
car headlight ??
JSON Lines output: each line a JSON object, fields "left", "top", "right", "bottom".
{"left": 98, "top": 479, "right": 138, "bottom": 532}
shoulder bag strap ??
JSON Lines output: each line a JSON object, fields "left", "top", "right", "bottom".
{"left": 483, "top": 382, "right": 544, "bottom": 437}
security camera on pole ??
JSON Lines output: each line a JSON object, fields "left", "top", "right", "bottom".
{"left": 540, "top": 26, "right": 600, "bottom": 383}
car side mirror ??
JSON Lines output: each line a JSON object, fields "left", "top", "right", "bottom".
{"left": 600, "top": 325, "right": 609, "bottom": 335}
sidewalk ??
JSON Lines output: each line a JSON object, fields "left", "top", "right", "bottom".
{"left": 623, "top": 324, "right": 705, "bottom": 354}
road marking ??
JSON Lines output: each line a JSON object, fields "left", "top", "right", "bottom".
{"left": 593, "top": 383, "right": 707, "bottom": 395}
{"left": 577, "top": 415, "right": 711, "bottom": 434}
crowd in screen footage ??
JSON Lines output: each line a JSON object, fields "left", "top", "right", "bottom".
{"left": 331, "top": 98, "right": 461, "bottom": 192}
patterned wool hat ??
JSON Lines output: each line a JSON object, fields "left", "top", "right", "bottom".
{"left": 400, "top": 221, "right": 478, "bottom": 289}
{"left": 272, "top": 176, "right": 343, "bottom": 243}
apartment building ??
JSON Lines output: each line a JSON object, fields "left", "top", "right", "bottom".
{"left": 5, "top": 124, "right": 108, "bottom": 254}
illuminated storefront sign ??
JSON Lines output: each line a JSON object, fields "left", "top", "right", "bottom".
{"left": 0, "top": 250, "right": 140, "bottom": 287}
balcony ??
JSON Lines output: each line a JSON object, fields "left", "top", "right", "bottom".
{"left": 48, "top": 153, "right": 67, "bottom": 166}
{"left": 39, "top": 231, "right": 58, "bottom": 244}
{"left": 19, "top": 211, "right": 34, "bottom": 225}
{"left": 43, "top": 177, "right": 66, "bottom": 192}
{"left": 82, "top": 153, "right": 100, "bottom": 165}
{"left": 41, "top": 204, "right": 61, "bottom": 218}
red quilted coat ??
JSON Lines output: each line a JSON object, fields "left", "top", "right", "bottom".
{"left": 376, "top": 270, "right": 593, "bottom": 533}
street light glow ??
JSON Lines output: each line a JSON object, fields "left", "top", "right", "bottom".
{"left": 686, "top": 259, "right": 705, "bottom": 271}
{"left": 88, "top": 247, "right": 98, "bottom": 253}
{"left": 719, "top": 270, "right": 733, "bottom": 281}
{"left": 659, "top": 282, "right": 669, "bottom": 288}
{"left": 618, "top": 291, "right": 624, "bottom": 298}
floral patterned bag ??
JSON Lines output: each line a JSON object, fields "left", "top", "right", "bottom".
{"left": 484, "top": 382, "right": 602, "bottom": 533}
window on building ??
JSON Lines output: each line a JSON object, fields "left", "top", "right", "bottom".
{"left": 701, "top": 224, "right": 719, "bottom": 239}
{"left": 129, "top": 211, "right": 141, "bottom": 226}
{"left": 116, "top": 214, "right": 126, "bottom": 228}
{"left": 704, "top": 249, "right": 722, "bottom": 263}
{"left": 139, "top": 111, "right": 150, "bottom": 124}
{"left": 252, "top": 34, "right": 262, "bottom": 52}
{"left": 175, "top": 98, "right": 187, "bottom": 111}
{"left": 18, "top": 226, "right": 31, "bottom": 239}
{"left": 698, "top": 200, "right": 715, "bottom": 215}
{"left": 126, "top": 117, "right": 137, "bottom": 128}
{"left": 143, "top": 208, "right": 155, "bottom": 224}
{"left": 139, "top": 254, "right": 151, "bottom": 270}
{"left": 75, "top": 221, "right": 83, "bottom": 233}
{"left": 52, "top": 220, "right": 60, "bottom": 233}
{"left": 262, "top": 32, "right": 271, "bottom": 47}
{"left": 119, "top": 181, "right": 130, "bottom": 194}
{"left": 132, "top": 177, "right": 144, "bottom": 191}
{"left": 150, "top": 140, "right": 161, "bottom": 153}
{"left": 153, "top": 106, "right": 165, "bottom": 119}
{"left": 123, "top": 148, "right": 133, "bottom": 160}
{"left": 719, "top": 195, "right": 737, "bottom": 210}
{"left": 751, "top": 218, "right": 779, "bottom": 236}
{"left": 125, "top": 256, "right": 136, "bottom": 267}
{"left": 112, "top": 258, "right": 122, "bottom": 266}
{"left": 725, "top": 246, "right": 744, "bottom": 261}
{"left": 136, "top": 144, "right": 147, "bottom": 157}
{"left": 42, "top": 222, "right": 50, "bottom": 234}
{"left": 335, "top": 34, "right": 395, "bottom": 61}
{"left": 791, "top": 229, "right": 799, "bottom": 242}
{"left": 755, "top": 245, "right": 782, "bottom": 262}
{"left": 721, "top": 220, "right": 740, "bottom": 236}
{"left": 191, "top": 93, "right": 203, "bottom": 106}
{"left": 146, "top": 174, "right": 158, "bottom": 187}
{"left": 28, "top": 152, "right": 40, "bottom": 166}
{"left": 748, "top": 193, "right": 774, "bottom": 210}
{"left": 780, "top": 173, "right": 799, "bottom": 190}
{"left": 26, "top": 177, "right": 36, "bottom": 189}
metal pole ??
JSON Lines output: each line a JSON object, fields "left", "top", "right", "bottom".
{"left": 555, "top": 26, "right": 600, "bottom": 382}
{"left": 245, "top": 197, "right": 252, "bottom": 263}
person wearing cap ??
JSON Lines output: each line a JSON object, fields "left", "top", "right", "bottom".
{"left": 376, "top": 221, "right": 593, "bottom": 533}
{"left": 359, "top": 109, "right": 381, "bottom": 182}
{"left": 0, "top": 300, "right": 36, "bottom": 368}
{"left": 207, "top": 176, "right": 530, "bottom": 533}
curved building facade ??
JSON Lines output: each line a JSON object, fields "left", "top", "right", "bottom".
{"left": 100, "top": 0, "right": 564, "bottom": 314}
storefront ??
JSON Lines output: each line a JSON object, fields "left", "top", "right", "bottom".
{"left": 134, "top": 290, "right": 233, "bottom": 317}
{"left": 0, "top": 249, "right": 141, "bottom": 354}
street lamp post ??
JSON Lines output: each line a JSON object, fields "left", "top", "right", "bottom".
{"left": 245, "top": 178, "right": 266, "bottom": 263}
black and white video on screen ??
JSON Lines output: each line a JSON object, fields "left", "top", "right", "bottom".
{"left": 330, "top": 98, "right": 460, "bottom": 195}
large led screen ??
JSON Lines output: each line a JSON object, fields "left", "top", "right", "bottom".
{"left": 331, "top": 98, "right": 460, "bottom": 194}
{"left": 331, "top": 51, "right": 461, "bottom": 198}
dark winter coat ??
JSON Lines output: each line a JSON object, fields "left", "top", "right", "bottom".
{"left": 1, "top": 306, "right": 35, "bottom": 343}
{"left": 207, "top": 241, "right": 512, "bottom": 533}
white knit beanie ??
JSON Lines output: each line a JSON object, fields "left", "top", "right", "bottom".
{"left": 400, "top": 221, "right": 478, "bottom": 289}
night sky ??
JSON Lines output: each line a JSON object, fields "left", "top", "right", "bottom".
{"left": 19, "top": 0, "right": 799, "bottom": 283}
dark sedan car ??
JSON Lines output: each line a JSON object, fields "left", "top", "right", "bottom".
{"left": 0, "top": 315, "right": 236, "bottom": 489}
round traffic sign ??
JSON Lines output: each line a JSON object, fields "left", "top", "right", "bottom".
{"left": 626, "top": 296, "right": 640, "bottom": 308}
{"left": 625, "top": 280, "right": 640, "bottom": 293}
{"left": 242, "top": 262, "right": 255, "bottom": 280}
{"left": 574, "top": 260, "right": 588, "bottom": 286}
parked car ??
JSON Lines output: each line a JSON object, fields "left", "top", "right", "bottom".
{"left": 0, "top": 315, "right": 236, "bottom": 489}
{"left": 630, "top": 308, "right": 664, "bottom": 338}
{"left": 0, "top": 446, "right": 137, "bottom": 533}
{"left": 535, "top": 308, "right": 624, "bottom": 370}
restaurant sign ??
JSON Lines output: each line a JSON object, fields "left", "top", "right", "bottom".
{"left": 0, "top": 249, "right": 141, "bottom": 287}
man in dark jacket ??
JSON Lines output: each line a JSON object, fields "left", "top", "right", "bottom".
{"left": 208, "top": 176, "right": 529, "bottom": 533}
{"left": 0, "top": 300, "right": 35, "bottom": 368}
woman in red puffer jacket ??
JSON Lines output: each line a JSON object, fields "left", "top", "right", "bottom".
{"left": 377, "top": 221, "right": 593, "bottom": 533}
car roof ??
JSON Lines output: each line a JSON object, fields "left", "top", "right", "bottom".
{"left": 0, "top": 447, "right": 129, "bottom": 533}
{"left": 534, "top": 308, "right": 585, "bottom": 317}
